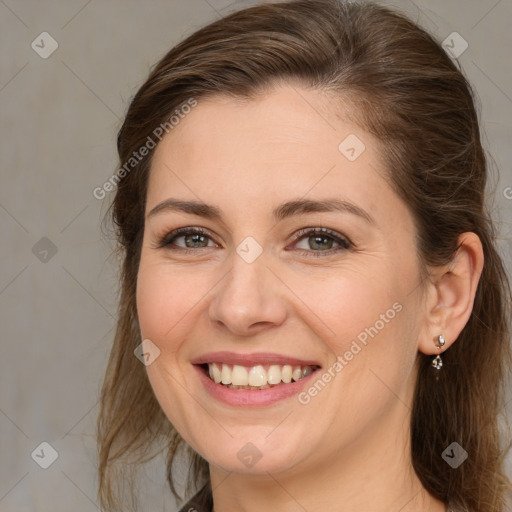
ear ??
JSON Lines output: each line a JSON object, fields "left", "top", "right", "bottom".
{"left": 418, "top": 232, "right": 484, "bottom": 356}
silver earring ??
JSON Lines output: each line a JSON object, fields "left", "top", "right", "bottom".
{"left": 431, "top": 335, "right": 446, "bottom": 370}
{"left": 431, "top": 354, "right": 443, "bottom": 370}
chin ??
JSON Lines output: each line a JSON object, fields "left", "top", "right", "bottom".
{"left": 197, "top": 433, "right": 310, "bottom": 476}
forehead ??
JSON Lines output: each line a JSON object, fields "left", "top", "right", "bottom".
{"left": 146, "top": 83, "right": 404, "bottom": 229}
{"left": 152, "top": 84, "right": 364, "bottom": 167}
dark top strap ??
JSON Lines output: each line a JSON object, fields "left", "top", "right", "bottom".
{"left": 177, "top": 481, "right": 213, "bottom": 512}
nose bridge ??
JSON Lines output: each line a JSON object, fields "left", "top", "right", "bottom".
{"left": 230, "top": 248, "right": 265, "bottom": 296}
{"left": 209, "top": 244, "right": 286, "bottom": 335}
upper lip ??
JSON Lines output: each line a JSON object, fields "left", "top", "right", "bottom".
{"left": 191, "top": 351, "right": 321, "bottom": 368}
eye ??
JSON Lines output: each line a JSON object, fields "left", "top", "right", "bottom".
{"left": 156, "top": 227, "right": 219, "bottom": 252}
{"left": 289, "top": 227, "right": 352, "bottom": 257}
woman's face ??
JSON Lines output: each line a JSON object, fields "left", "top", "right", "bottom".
{"left": 136, "top": 83, "right": 428, "bottom": 477}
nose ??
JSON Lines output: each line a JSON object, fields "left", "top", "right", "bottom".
{"left": 208, "top": 249, "right": 287, "bottom": 337}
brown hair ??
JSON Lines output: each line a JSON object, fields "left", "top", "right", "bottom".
{"left": 97, "top": 1, "right": 512, "bottom": 510}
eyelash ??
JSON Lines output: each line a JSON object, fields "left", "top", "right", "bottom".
{"left": 156, "top": 226, "right": 352, "bottom": 258}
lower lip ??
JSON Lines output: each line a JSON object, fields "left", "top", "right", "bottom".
{"left": 193, "top": 364, "right": 320, "bottom": 407}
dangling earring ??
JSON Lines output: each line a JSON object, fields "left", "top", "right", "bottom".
{"left": 431, "top": 334, "right": 446, "bottom": 370}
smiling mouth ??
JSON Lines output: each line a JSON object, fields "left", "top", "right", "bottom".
{"left": 199, "top": 363, "right": 321, "bottom": 390}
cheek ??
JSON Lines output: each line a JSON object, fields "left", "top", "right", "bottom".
{"left": 291, "top": 262, "right": 417, "bottom": 390}
{"left": 135, "top": 260, "right": 199, "bottom": 432}
{"left": 296, "top": 266, "right": 401, "bottom": 346}
{"left": 136, "top": 260, "right": 205, "bottom": 346}
{"left": 136, "top": 267, "right": 169, "bottom": 342}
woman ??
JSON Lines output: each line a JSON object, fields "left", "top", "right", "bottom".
{"left": 97, "top": 1, "right": 512, "bottom": 511}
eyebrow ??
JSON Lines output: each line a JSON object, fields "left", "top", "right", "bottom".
{"left": 147, "top": 197, "right": 375, "bottom": 225}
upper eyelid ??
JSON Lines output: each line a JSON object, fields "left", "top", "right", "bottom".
{"left": 157, "top": 227, "right": 217, "bottom": 247}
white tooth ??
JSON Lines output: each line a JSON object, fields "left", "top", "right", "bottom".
{"left": 281, "top": 365, "right": 292, "bottom": 383}
{"left": 209, "top": 365, "right": 214, "bottom": 380}
{"left": 216, "top": 363, "right": 313, "bottom": 386}
{"left": 221, "top": 364, "right": 232, "bottom": 385}
{"left": 267, "top": 365, "right": 282, "bottom": 385}
{"left": 211, "top": 363, "right": 222, "bottom": 383}
{"left": 249, "top": 365, "right": 267, "bottom": 386}
{"left": 292, "top": 366, "right": 302, "bottom": 382}
{"left": 231, "top": 365, "right": 249, "bottom": 386}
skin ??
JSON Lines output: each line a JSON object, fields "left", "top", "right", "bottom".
{"left": 136, "top": 83, "right": 483, "bottom": 512}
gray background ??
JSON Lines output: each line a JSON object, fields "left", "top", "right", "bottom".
{"left": 1, "top": 0, "right": 511, "bottom": 511}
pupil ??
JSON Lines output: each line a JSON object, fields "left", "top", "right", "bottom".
{"left": 186, "top": 234, "right": 207, "bottom": 248}
{"left": 311, "top": 235, "right": 332, "bottom": 250}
